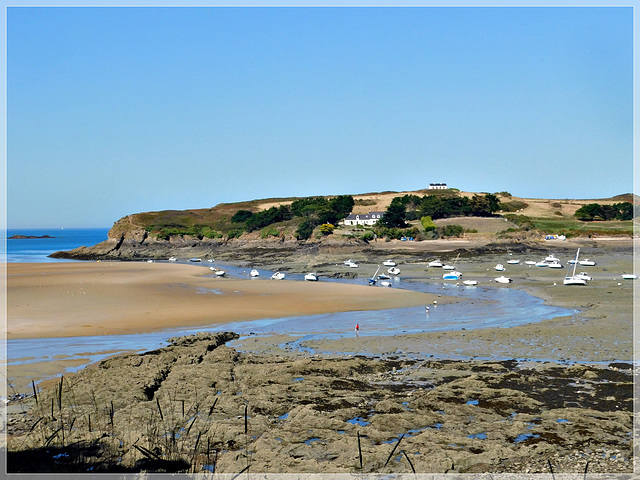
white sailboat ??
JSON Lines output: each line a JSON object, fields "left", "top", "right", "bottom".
{"left": 250, "top": 269, "right": 260, "bottom": 277}
{"left": 442, "top": 253, "right": 461, "bottom": 279}
{"left": 563, "top": 249, "right": 587, "bottom": 286}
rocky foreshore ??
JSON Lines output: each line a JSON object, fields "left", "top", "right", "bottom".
{"left": 6, "top": 333, "right": 633, "bottom": 475}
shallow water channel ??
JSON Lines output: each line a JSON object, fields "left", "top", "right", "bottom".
{"left": 6, "top": 263, "right": 578, "bottom": 380}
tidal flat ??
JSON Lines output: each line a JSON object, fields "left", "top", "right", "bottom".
{"left": 3, "top": 238, "right": 635, "bottom": 475}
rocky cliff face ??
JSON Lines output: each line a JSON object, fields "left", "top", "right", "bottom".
{"left": 49, "top": 216, "right": 369, "bottom": 263}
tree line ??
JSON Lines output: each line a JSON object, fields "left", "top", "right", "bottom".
{"left": 574, "top": 202, "right": 634, "bottom": 221}
{"left": 231, "top": 195, "right": 355, "bottom": 240}
{"left": 378, "top": 193, "right": 501, "bottom": 228}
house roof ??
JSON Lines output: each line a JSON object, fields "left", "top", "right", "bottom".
{"left": 345, "top": 211, "right": 385, "bottom": 220}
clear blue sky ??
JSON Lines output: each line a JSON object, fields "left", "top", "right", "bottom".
{"left": 7, "top": 6, "right": 633, "bottom": 228}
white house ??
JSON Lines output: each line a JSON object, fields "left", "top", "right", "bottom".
{"left": 429, "top": 183, "right": 448, "bottom": 190}
{"left": 343, "top": 211, "right": 385, "bottom": 226}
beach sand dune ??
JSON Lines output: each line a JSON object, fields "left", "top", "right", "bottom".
{"left": 6, "top": 262, "right": 442, "bottom": 339}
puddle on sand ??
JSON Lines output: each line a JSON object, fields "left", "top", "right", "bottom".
{"left": 346, "top": 417, "right": 370, "bottom": 427}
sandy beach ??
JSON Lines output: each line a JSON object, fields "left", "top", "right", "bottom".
{"left": 6, "top": 261, "right": 442, "bottom": 340}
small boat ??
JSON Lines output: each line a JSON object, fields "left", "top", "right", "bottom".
{"left": 271, "top": 272, "right": 285, "bottom": 280}
{"left": 535, "top": 261, "right": 549, "bottom": 267}
{"left": 383, "top": 260, "right": 396, "bottom": 267}
{"left": 188, "top": 258, "right": 202, "bottom": 263}
{"left": 147, "top": 259, "right": 154, "bottom": 263}
{"left": 207, "top": 259, "right": 214, "bottom": 263}
{"left": 507, "top": 259, "right": 520, "bottom": 264}
{"left": 304, "top": 273, "right": 318, "bottom": 281}
{"left": 564, "top": 249, "right": 587, "bottom": 286}
{"left": 168, "top": 257, "right": 177, "bottom": 262}
{"left": 621, "top": 273, "right": 636, "bottom": 280}
{"left": 495, "top": 264, "right": 505, "bottom": 271}
{"left": 428, "top": 260, "right": 443, "bottom": 268}
{"left": 443, "top": 271, "right": 462, "bottom": 280}
{"left": 545, "top": 254, "right": 561, "bottom": 263}
{"left": 250, "top": 269, "right": 260, "bottom": 277}
{"left": 380, "top": 281, "right": 392, "bottom": 287}
{"left": 345, "top": 261, "right": 359, "bottom": 268}
{"left": 576, "top": 272, "right": 592, "bottom": 281}
{"left": 495, "top": 276, "right": 512, "bottom": 284}
{"left": 524, "top": 261, "right": 536, "bottom": 265}
{"left": 368, "top": 266, "right": 381, "bottom": 285}
{"left": 548, "top": 261, "right": 563, "bottom": 269}
{"left": 209, "top": 267, "right": 225, "bottom": 276}
{"left": 387, "top": 267, "right": 401, "bottom": 275}
{"left": 463, "top": 279, "right": 478, "bottom": 286}
{"left": 442, "top": 253, "right": 460, "bottom": 271}
{"left": 378, "top": 274, "right": 391, "bottom": 280}
{"left": 579, "top": 259, "right": 596, "bottom": 266}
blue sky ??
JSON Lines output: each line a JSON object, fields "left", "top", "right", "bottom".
{"left": 6, "top": 6, "right": 633, "bottom": 228}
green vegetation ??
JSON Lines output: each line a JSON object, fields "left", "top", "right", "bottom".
{"left": 319, "top": 223, "right": 335, "bottom": 235}
{"left": 437, "top": 224, "right": 464, "bottom": 237}
{"left": 136, "top": 191, "right": 634, "bottom": 242}
{"left": 574, "top": 202, "right": 634, "bottom": 221}
{"left": 260, "top": 226, "right": 280, "bottom": 239}
{"left": 380, "top": 193, "right": 500, "bottom": 229}
{"left": 420, "top": 215, "right": 437, "bottom": 232}
{"left": 498, "top": 200, "right": 529, "bottom": 212}
{"left": 146, "top": 224, "right": 223, "bottom": 240}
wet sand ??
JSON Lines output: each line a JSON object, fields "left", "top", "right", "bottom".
{"left": 6, "top": 262, "right": 442, "bottom": 339}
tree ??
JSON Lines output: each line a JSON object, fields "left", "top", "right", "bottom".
{"left": 296, "top": 219, "right": 314, "bottom": 240}
{"left": 575, "top": 204, "right": 602, "bottom": 221}
{"left": 231, "top": 210, "right": 254, "bottom": 223}
{"left": 380, "top": 201, "right": 408, "bottom": 228}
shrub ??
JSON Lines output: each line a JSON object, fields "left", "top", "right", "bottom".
{"left": 420, "top": 215, "right": 437, "bottom": 232}
{"left": 437, "top": 224, "right": 464, "bottom": 237}
{"left": 498, "top": 200, "right": 529, "bottom": 212}
{"left": 296, "top": 220, "right": 314, "bottom": 240}
{"left": 361, "top": 232, "right": 375, "bottom": 242}
{"left": 319, "top": 223, "right": 335, "bottom": 235}
{"left": 260, "top": 226, "right": 280, "bottom": 239}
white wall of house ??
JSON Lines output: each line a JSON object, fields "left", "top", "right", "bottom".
{"left": 343, "top": 212, "right": 385, "bottom": 226}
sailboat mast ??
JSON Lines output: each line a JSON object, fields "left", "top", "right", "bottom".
{"left": 572, "top": 248, "right": 580, "bottom": 276}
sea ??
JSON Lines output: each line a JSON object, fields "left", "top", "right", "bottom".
{"left": 3, "top": 227, "right": 110, "bottom": 263}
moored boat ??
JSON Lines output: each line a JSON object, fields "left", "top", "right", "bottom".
{"left": 495, "top": 276, "right": 512, "bottom": 284}
{"left": 250, "top": 269, "right": 260, "bottom": 277}
{"left": 443, "top": 271, "right": 462, "bottom": 280}
{"left": 271, "top": 272, "right": 285, "bottom": 280}
{"left": 304, "top": 273, "right": 318, "bottom": 281}
{"left": 563, "top": 249, "right": 587, "bottom": 286}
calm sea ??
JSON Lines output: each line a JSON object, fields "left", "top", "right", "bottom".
{"left": 3, "top": 228, "right": 110, "bottom": 263}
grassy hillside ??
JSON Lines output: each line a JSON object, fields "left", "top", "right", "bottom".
{"left": 113, "top": 189, "right": 636, "bottom": 241}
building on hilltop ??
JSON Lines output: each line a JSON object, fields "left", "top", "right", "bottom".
{"left": 429, "top": 182, "right": 448, "bottom": 190}
{"left": 343, "top": 211, "right": 386, "bottom": 226}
